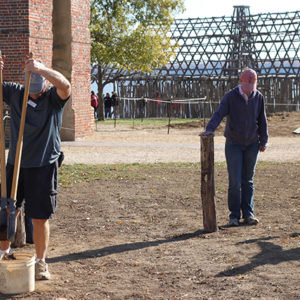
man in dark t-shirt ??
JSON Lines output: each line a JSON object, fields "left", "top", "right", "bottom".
{"left": 0, "top": 55, "right": 71, "bottom": 281}
{"left": 104, "top": 92, "right": 112, "bottom": 118}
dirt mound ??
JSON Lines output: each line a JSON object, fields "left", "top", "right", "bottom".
{"left": 266, "top": 111, "right": 300, "bottom": 136}
{"left": 169, "top": 110, "right": 300, "bottom": 137}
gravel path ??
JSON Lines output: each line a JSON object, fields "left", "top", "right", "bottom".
{"left": 61, "top": 125, "right": 300, "bottom": 164}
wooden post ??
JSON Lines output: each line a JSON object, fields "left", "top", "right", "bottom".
{"left": 11, "top": 206, "right": 26, "bottom": 248}
{"left": 167, "top": 99, "right": 171, "bottom": 134}
{"left": 200, "top": 135, "right": 217, "bottom": 232}
{"left": 132, "top": 100, "right": 135, "bottom": 129}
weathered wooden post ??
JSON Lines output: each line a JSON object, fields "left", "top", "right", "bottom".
{"left": 167, "top": 99, "right": 172, "bottom": 134}
{"left": 200, "top": 135, "right": 218, "bottom": 232}
{"left": 12, "top": 207, "right": 26, "bottom": 248}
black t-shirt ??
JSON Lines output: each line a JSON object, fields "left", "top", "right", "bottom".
{"left": 104, "top": 96, "right": 112, "bottom": 108}
{"left": 3, "top": 82, "right": 69, "bottom": 168}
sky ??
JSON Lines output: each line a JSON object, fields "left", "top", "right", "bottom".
{"left": 177, "top": 0, "right": 299, "bottom": 19}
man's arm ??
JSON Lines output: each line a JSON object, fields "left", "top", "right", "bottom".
{"left": 25, "top": 58, "right": 71, "bottom": 100}
{"left": 257, "top": 96, "right": 268, "bottom": 152}
{"left": 205, "top": 95, "right": 229, "bottom": 132}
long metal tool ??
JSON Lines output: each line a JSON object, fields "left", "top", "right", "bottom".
{"left": 0, "top": 50, "right": 8, "bottom": 240}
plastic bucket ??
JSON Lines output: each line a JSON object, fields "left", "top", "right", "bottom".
{"left": 0, "top": 253, "right": 35, "bottom": 294}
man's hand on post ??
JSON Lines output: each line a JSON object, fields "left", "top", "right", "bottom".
{"left": 24, "top": 57, "right": 45, "bottom": 74}
{"left": 199, "top": 131, "right": 214, "bottom": 137}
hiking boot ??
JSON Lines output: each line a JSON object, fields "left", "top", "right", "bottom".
{"left": 35, "top": 260, "right": 51, "bottom": 280}
{"left": 229, "top": 218, "right": 239, "bottom": 226}
{"left": 0, "top": 247, "right": 12, "bottom": 260}
{"left": 244, "top": 216, "right": 259, "bottom": 225}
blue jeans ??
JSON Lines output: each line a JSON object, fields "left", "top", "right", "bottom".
{"left": 225, "top": 141, "right": 259, "bottom": 220}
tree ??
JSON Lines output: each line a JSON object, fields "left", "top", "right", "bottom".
{"left": 90, "top": 0, "right": 184, "bottom": 120}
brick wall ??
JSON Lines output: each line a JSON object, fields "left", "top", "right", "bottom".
{"left": 0, "top": 0, "right": 93, "bottom": 141}
{"left": 0, "top": 0, "right": 30, "bottom": 82}
{"left": 70, "top": 0, "right": 93, "bottom": 139}
{"left": 29, "top": 0, "right": 53, "bottom": 65}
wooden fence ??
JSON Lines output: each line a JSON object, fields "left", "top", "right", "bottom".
{"left": 114, "top": 77, "right": 300, "bottom": 119}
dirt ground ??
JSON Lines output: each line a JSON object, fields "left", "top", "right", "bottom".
{"left": 2, "top": 111, "right": 300, "bottom": 300}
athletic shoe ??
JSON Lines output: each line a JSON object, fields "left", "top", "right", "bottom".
{"left": 0, "top": 247, "right": 13, "bottom": 260}
{"left": 229, "top": 218, "right": 239, "bottom": 226}
{"left": 35, "top": 260, "right": 51, "bottom": 280}
{"left": 244, "top": 216, "right": 259, "bottom": 225}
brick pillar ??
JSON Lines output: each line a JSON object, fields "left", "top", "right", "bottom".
{"left": 53, "top": 0, "right": 93, "bottom": 140}
{"left": 70, "top": 0, "right": 93, "bottom": 140}
{"left": 0, "top": 0, "right": 93, "bottom": 141}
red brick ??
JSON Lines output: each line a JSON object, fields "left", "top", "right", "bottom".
{"left": 0, "top": 0, "right": 93, "bottom": 140}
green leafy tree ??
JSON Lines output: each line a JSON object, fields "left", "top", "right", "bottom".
{"left": 90, "top": 0, "right": 184, "bottom": 120}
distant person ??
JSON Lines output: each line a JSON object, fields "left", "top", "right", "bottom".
{"left": 90, "top": 91, "right": 98, "bottom": 119}
{"left": 171, "top": 102, "right": 181, "bottom": 118}
{"left": 155, "top": 93, "right": 162, "bottom": 117}
{"left": 111, "top": 91, "right": 118, "bottom": 107}
{"left": 200, "top": 68, "right": 268, "bottom": 227}
{"left": 104, "top": 92, "right": 112, "bottom": 119}
{"left": 111, "top": 91, "right": 118, "bottom": 119}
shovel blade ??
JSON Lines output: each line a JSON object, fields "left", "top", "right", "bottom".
{"left": 0, "top": 198, "right": 8, "bottom": 240}
{"left": 0, "top": 209, "right": 8, "bottom": 240}
{"left": 7, "top": 209, "right": 16, "bottom": 242}
{"left": 7, "top": 198, "right": 17, "bottom": 242}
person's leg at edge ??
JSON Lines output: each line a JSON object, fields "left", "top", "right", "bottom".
{"left": 241, "top": 141, "right": 260, "bottom": 219}
{"left": 32, "top": 218, "right": 49, "bottom": 260}
{"left": 225, "top": 142, "right": 243, "bottom": 220}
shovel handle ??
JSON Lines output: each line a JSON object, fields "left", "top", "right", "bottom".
{"left": 0, "top": 50, "right": 7, "bottom": 199}
{"left": 10, "top": 52, "right": 33, "bottom": 201}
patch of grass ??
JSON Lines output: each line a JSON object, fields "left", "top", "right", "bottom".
{"left": 59, "top": 162, "right": 200, "bottom": 187}
{"left": 95, "top": 118, "right": 202, "bottom": 127}
{"left": 59, "top": 164, "right": 137, "bottom": 187}
{"left": 215, "top": 162, "right": 226, "bottom": 168}
{"left": 59, "top": 161, "right": 290, "bottom": 187}
{"left": 255, "top": 161, "right": 299, "bottom": 169}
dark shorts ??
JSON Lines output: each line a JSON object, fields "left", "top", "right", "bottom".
{"left": 6, "top": 161, "right": 58, "bottom": 219}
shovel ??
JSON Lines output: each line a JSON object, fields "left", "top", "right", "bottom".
{"left": 0, "top": 52, "right": 32, "bottom": 241}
